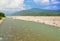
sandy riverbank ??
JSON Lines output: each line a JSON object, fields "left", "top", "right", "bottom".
{"left": 7, "top": 16, "right": 60, "bottom": 27}
{"left": 0, "top": 18, "right": 5, "bottom": 24}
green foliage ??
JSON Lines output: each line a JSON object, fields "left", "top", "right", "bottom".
{"left": 0, "top": 17, "right": 2, "bottom": 19}
{"left": 0, "top": 12, "right": 5, "bottom": 19}
{"left": 0, "top": 12, "right": 5, "bottom": 17}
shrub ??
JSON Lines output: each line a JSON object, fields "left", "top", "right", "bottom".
{"left": 0, "top": 12, "right": 5, "bottom": 20}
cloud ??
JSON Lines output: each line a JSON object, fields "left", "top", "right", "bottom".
{"left": 51, "top": 0, "right": 60, "bottom": 4}
{"left": 0, "top": 0, "right": 60, "bottom": 10}
{"left": 41, "top": 0, "right": 49, "bottom": 4}
{"left": 33, "top": 0, "right": 60, "bottom": 10}
{"left": 0, "top": 0, "right": 25, "bottom": 10}
{"left": 7, "top": 0, "right": 24, "bottom": 8}
{"left": 33, "top": 0, "right": 50, "bottom": 5}
{"left": 34, "top": 0, "right": 60, "bottom": 5}
{"left": 0, "top": 0, "right": 10, "bottom": 8}
{"left": 44, "top": 6, "right": 58, "bottom": 10}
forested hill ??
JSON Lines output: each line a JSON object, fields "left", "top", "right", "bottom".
{"left": 12, "top": 8, "right": 60, "bottom": 16}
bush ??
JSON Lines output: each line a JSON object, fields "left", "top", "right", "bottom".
{"left": 0, "top": 17, "right": 2, "bottom": 19}
{"left": 0, "top": 12, "right": 5, "bottom": 17}
{"left": 0, "top": 12, "right": 5, "bottom": 20}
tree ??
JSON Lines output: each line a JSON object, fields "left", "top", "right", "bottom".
{"left": 0, "top": 12, "right": 5, "bottom": 17}
{"left": 0, "top": 12, "right": 5, "bottom": 19}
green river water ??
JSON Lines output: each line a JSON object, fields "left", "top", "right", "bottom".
{"left": 0, "top": 18, "right": 60, "bottom": 41}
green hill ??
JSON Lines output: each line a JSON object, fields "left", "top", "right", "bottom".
{"left": 12, "top": 8, "right": 60, "bottom": 16}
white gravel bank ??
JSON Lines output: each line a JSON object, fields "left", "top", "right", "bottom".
{"left": 7, "top": 16, "right": 60, "bottom": 27}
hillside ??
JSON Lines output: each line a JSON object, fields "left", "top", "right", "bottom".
{"left": 12, "top": 8, "right": 60, "bottom": 16}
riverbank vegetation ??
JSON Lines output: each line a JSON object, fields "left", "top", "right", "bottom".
{"left": 0, "top": 12, "right": 5, "bottom": 20}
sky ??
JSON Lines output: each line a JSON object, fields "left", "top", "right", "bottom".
{"left": 0, "top": 0, "right": 60, "bottom": 15}
{"left": 24, "top": 0, "right": 60, "bottom": 10}
{"left": 0, "top": 0, "right": 60, "bottom": 10}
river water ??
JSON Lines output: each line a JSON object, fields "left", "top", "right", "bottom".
{"left": 0, "top": 18, "right": 60, "bottom": 41}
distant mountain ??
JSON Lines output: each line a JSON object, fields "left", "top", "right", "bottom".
{"left": 12, "top": 8, "right": 60, "bottom": 16}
